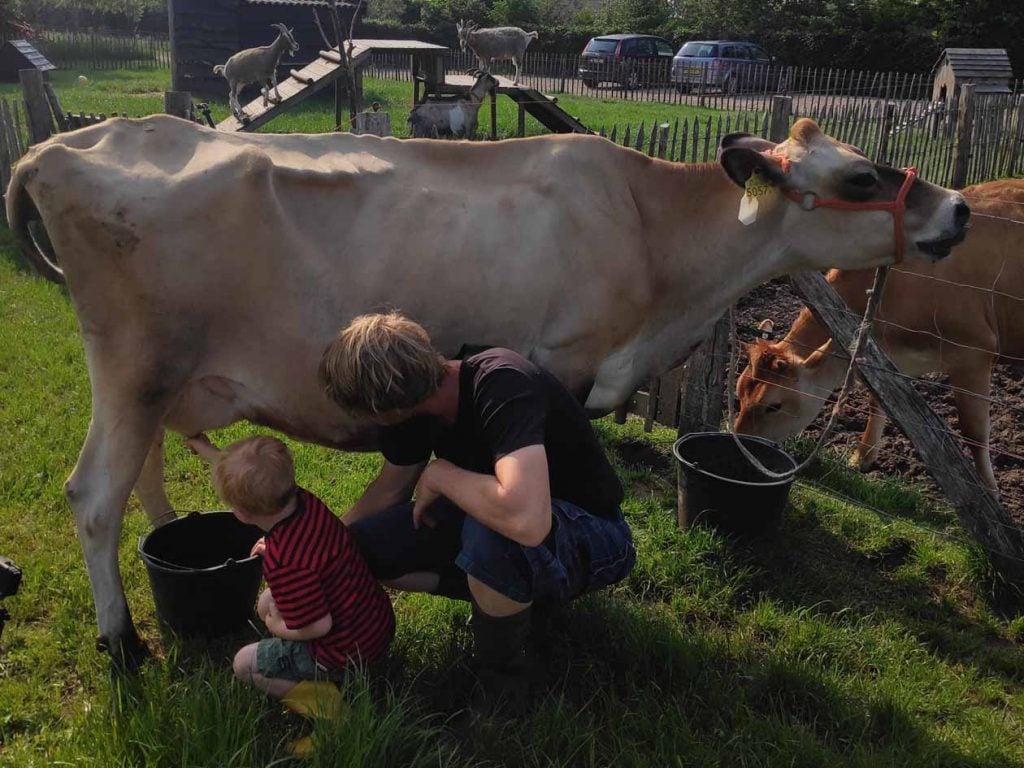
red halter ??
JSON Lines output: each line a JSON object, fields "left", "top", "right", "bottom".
{"left": 780, "top": 167, "right": 918, "bottom": 264}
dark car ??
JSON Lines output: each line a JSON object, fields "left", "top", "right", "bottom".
{"left": 579, "top": 34, "right": 676, "bottom": 88}
{"left": 671, "top": 40, "right": 774, "bottom": 93}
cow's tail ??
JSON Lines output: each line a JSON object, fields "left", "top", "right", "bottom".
{"left": 213, "top": 64, "right": 225, "bottom": 76}
{"left": 5, "top": 156, "right": 65, "bottom": 285}
{"left": 528, "top": 31, "right": 538, "bottom": 40}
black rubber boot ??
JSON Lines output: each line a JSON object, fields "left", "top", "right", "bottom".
{"left": 469, "top": 602, "right": 532, "bottom": 716}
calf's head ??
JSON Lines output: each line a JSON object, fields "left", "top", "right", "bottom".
{"left": 718, "top": 119, "right": 969, "bottom": 270}
{"left": 456, "top": 19, "right": 477, "bottom": 52}
{"left": 734, "top": 328, "right": 838, "bottom": 443}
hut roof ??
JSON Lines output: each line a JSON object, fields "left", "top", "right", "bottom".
{"left": 933, "top": 48, "right": 1014, "bottom": 81}
{"left": 0, "top": 40, "right": 56, "bottom": 81}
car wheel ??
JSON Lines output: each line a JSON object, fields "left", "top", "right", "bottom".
{"left": 583, "top": 77, "right": 598, "bottom": 88}
{"left": 725, "top": 75, "right": 739, "bottom": 95}
{"left": 675, "top": 82, "right": 690, "bottom": 94}
{"left": 622, "top": 69, "right": 640, "bottom": 89}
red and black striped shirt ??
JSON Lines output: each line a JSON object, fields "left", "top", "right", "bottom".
{"left": 263, "top": 488, "right": 395, "bottom": 670}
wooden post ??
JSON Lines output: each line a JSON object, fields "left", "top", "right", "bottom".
{"left": 790, "top": 270, "right": 1024, "bottom": 588}
{"left": 1008, "top": 99, "right": 1024, "bottom": 178}
{"left": 517, "top": 103, "right": 525, "bottom": 138}
{"left": 875, "top": 101, "right": 896, "bottom": 164}
{"left": 676, "top": 313, "right": 730, "bottom": 528}
{"left": 952, "top": 83, "right": 976, "bottom": 189}
{"left": 335, "top": 80, "right": 343, "bottom": 129}
{"left": 490, "top": 90, "right": 497, "bottom": 141}
{"left": 19, "top": 69, "right": 53, "bottom": 145}
{"left": 769, "top": 95, "right": 792, "bottom": 143}
{"left": 163, "top": 90, "right": 192, "bottom": 120}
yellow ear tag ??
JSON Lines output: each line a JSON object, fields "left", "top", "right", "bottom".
{"left": 739, "top": 170, "right": 773, "bottom": 226}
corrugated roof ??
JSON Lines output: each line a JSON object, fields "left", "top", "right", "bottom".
{"left": 933, "top": 47, "right": 1014, "bottom": 80}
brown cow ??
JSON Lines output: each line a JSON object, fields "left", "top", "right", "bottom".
{"left": 6, "top": 116, "right": 967, "bottom": 666}
{"left": 735, "top": 180, "right": 1023, "bottom": 491}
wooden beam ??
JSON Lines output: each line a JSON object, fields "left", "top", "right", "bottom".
{"left": 18, "top": 69, "right": 53, "bottom": 145}
{"left": 790, "top": 270, "right": 1024, "bottom": 587}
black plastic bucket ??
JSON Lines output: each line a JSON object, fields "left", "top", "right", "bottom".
{"left": 673, "top": 432, "right": 797, "bottom": 535}
{"left": 138, "top": 512, "right": 263, "bottom": 637}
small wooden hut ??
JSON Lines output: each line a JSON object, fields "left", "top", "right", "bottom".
{"left": 0, "top": 39, "right": 56, "bottom": 83}
{"left": 932, "top": 48, "right": 1014, "bottom": 105}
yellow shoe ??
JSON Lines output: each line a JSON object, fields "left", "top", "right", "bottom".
{"left": 281, "top": 681, "right": 345, "bottom": 720}
{"left": 288, "top": 735, "right": 314, "bottom": 759}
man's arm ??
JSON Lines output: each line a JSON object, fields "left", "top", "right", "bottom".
{"left": 265, "top": 611, "right": 333, "bottom": 641}
{"left": 343, "top": 460, "right": 427, "bottom": 525}
{"left": 414, "top": 445, "right": 552, "bottom": 547}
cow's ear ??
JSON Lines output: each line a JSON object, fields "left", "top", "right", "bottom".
{"left": 719, "top": 146, "right": 786, "bottom": 189}
{"left": 720, "top": 132, "right": 777, "bottom": 154}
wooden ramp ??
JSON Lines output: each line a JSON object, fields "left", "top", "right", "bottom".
{"left": 217, "top": 40, "right": 446, "bottom": 133}
{"left": 443, "top": 73, "right": 591, "bottom": 134}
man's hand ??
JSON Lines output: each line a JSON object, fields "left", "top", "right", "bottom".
{"left": 184, "top": 433, "right": 222, "bottom": 463}
{"left": 412, "top": 460, "right": 450, "bottom": 529}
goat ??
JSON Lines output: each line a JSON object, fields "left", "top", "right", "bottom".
{"left": 456, "top": 20, "right": 537, "bottom": 86}
{"left": 408, "top": 71, "right": 498, "bottom": 139}
{"left": 213, "top": 23, "right": 299, "bottom": 120}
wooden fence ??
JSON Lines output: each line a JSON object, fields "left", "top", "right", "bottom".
{"left": 19, "top": 28, "right": 171, "bottom": 71}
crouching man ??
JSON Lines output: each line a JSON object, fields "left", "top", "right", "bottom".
{"left": 319, "top": 312, "right": 635, "bottom": 703}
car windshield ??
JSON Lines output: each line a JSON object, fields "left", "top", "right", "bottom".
{"left": 585, "top": 39, "right": 619, "bottom": 54}
{"left": 679, "top": 42, "right": 719, "bottom": 58}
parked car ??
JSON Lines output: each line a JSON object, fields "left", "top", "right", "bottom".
{"left": 671, "top": 40, "right": 774, "bottom": 93}
{"left": 579, "top": 34, "right": 676, "bottom": 89}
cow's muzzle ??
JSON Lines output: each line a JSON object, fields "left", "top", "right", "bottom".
{"left": 916, "top": 225, "right": 968, "bottom": 260}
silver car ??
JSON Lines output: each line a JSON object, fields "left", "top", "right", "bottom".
{"left": 671, "top": 40, "right": 774, "bottom": 93}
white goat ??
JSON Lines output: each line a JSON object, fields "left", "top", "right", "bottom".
{"left": 213, "top": 23, "right": 299, "bottom": 120}
{"left": 456, "top": 20, "right": 537, "bottom": 86}
{"left": 408, "top": 71, "right": 499, "bottom": 139}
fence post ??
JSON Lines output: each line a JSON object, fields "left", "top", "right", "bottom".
{"left": 19, "top": 69, "right": 53, "bottom": 145}
{"left": 1009, "top": 98, "right": 1024, "bottom": 178}
{"left": 952, "top": 83, "right": 976, "bottom": 189}
{"left": 875, "top": 101, "right": 896, "bottom": 164}
{"left": 676, "top": 313, "right": 730, "bottom": 528}
{"left": 517, "top": 103, "right": 526, "bottom": 138}
{"left": 769, "top": 95, "right": 792, "bottom": 143}
{"left": 789, "top": 270, "right": 1024, "bottom": 593}
{"left": 163, "top": 90, "right": 193, "bottom": 120}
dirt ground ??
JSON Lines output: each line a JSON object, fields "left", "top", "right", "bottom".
{"left": 735, "top": 279, "right": 1024, "bottom": 523}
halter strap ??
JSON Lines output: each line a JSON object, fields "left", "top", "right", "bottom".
{"left": 780, "top": 167, "right": 918, "bottom": 264}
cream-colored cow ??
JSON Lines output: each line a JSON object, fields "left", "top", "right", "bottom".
{"left": 7, "top": 115, "right": 967, "bottom": 666}
{"left": 735, "top": 180, "right": 1022, "bottom": 491}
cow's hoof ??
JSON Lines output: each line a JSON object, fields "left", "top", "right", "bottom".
{"left": 849, "top": 449, "right": 876, "bottom": 473}
{"left": 97, "top": 630, "right": 151, "bottom": 674}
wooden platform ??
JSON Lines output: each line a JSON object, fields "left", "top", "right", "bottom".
{"left": 216, "top": 39, "right": 446, "bottom": 133}
{"left": 441, "top": 74, "right": 591, "bottom": 134}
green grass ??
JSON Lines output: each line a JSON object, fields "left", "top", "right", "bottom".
{"left": 2, "top": 68, "right": 1024, "bottom": 767}
{"left": 0, "top": 68, "right": 737, "bottom": 141}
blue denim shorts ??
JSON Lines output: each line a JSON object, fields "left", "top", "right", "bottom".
{"left": 348, "top": 498, "right": 635, "bottom": 605}
{"left": 255, "top": 638, "right": 346, "bottom": 682}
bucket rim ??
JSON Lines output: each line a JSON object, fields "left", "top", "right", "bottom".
{"left": 672, "top": 431, "right": 797, "bottom": 488}
{"left": 137, "top": 511, "right": 262, "bottom": 574}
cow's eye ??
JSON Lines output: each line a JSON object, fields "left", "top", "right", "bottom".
{"left": 765, "top": 403, "right": 782, "bottom": 414}
{"left": 848, "top": 172, "right": 877, "bottom": 188}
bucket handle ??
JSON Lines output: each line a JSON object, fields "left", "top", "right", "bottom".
{"left": 137, "top": 534, "right": 259, "bottom": 573}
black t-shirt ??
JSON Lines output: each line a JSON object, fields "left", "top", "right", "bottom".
{"left": 380, "top": 348, "right": 624, "bottom": 520}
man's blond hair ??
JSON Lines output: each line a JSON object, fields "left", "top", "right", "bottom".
{"left": 319, "top": 311, "right": 446, "bottom": 415}
{"left": 212, "top": 436, "right": 296, "bottom": 517}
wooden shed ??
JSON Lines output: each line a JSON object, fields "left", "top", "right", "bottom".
{"left": 168, "top": 0, "right": 361, "bottom": 94}
{"left": 932, "top": 48, "right": 1014, "bottom": 105}
{"left": 0, "top": 39, "right": 56, "bottom": 83}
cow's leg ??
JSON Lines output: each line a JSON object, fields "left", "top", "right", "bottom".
{"left": 271, "top": 71, "right": 282, "bottom": 103}
{"left": 512, "top": 55, "right": 521, "bottom": 85}
{"left": 851, "top": 393, "right": 887, "bottom": 471}
{"left": 949, "top": 362, "right": 998, "bottom": 492}
{"left": 66, "top": 393, "right": 164, "bottom": 671}
{"left": 134, "top": 430, "right": 176, "bottom": 527}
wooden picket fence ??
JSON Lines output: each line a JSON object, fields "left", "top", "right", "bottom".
{"left": 17, "top": 28, "right": 171, "bottom": 71}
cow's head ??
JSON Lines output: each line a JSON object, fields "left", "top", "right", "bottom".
{"left": 271, "top": 23, "right": 299, "bottom": 56}
{"left": 733, "top": 325, "right": 839, "bottom": 442}
{"left": 718, "top": 119, "right": 970, "bottom": 268}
